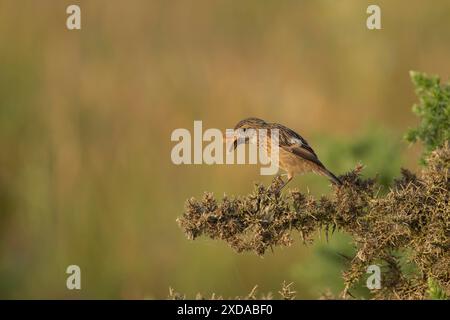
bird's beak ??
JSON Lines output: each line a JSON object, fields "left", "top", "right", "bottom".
{"left": 223, "top": 131, "right": 241, "bottom": 152}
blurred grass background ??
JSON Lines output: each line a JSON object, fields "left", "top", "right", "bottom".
{"left": 0, "top": 0, "right": 449, "bottom": 298}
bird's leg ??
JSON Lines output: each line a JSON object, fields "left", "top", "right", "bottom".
{"left": 271, "top": 174, "right": 286, "bottom": 191}
{"left": 274, "top": 175, "right": 293, "bottom": 194}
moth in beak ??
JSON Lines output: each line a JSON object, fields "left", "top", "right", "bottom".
{"left": 223, "top": 130, "right": 248, "bottom": 152}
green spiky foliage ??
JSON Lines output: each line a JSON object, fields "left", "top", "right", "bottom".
{"left": 405, "top": 71, "right": 450, "bottom": 162}
{"left": 428, "top": 278, "right": 448, "bottom": 300}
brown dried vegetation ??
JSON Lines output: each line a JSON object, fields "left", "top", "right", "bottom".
{"left": 177, "top": 144, "right": 449, "bottom": 299}
{"left": 168, "top": 282, "right": 296, "bottom": 300}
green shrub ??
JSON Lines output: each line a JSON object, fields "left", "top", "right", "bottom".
{"left": 405, "top": 71, "right": 450, "bottom": 162}
{"left": 428, "top": 278, "right": 448, "bottom": 300}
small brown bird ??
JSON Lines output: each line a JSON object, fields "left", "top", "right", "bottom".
{"left": 227, "top": 117, "right": 342, "bottom": 192}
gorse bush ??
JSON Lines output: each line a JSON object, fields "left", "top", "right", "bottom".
{"left": 177, "top": 72, "right": 450, "bottom": 299}
{"left": 178, "top": 149, "right": 449, "bottom": 299}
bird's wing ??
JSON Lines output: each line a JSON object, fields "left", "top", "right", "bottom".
{"left": 284, "top": 144, "right": 325, "bottom": 168}
{"left": 272, "top": 124, "right": 325, "bottom": 168}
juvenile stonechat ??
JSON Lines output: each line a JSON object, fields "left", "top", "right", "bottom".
{"left": 226, "top": 117, "right": 342, "bottom": 191}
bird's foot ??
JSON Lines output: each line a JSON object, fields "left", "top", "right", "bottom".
{"left": 270, "top": 175, "right": 288, "bottom": 196}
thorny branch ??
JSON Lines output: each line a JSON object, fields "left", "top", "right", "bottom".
{"left": 177, "top": 144, "right": 449, "bottom": 299}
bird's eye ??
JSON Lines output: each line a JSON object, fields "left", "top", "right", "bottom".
{"left": 243, "top": 128, "right": 247, "bottom": 132}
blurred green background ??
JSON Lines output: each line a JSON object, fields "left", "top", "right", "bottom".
{"left": 0, "top": 0, "right": 449, "bottom": 299}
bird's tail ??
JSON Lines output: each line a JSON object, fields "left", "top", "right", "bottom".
{"left": 319, "top": 167, "right": 342, "bottom": 186}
